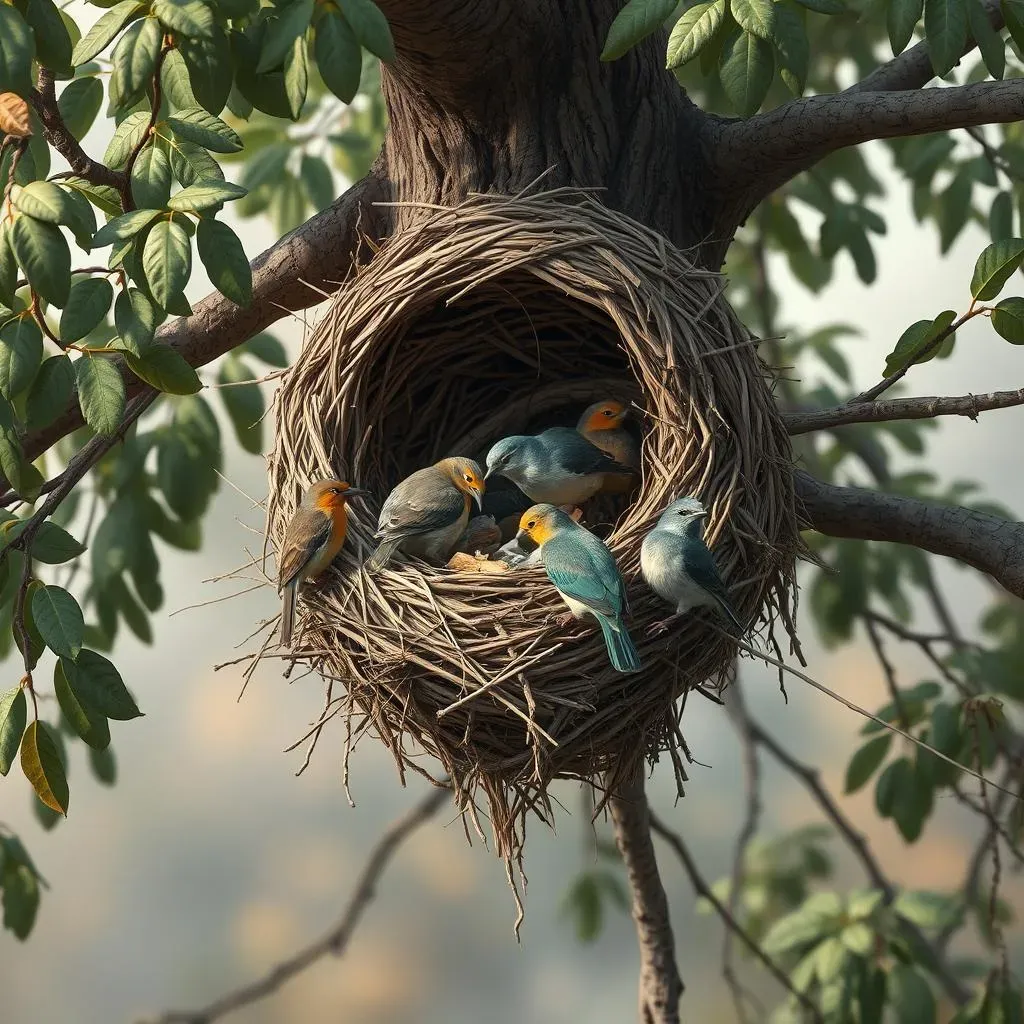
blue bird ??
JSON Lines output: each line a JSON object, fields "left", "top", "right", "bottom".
{"left": 485, "top": 427, "right": 636, "bottom": 507}
{"left": 640, "top": 496, "right": 744, "bottom": 636}
{"left": 517, "top": 503, "right": 641, "bottom": 674}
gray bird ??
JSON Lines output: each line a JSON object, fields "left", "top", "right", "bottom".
{"left": 365, "top": 457, "right": 485, "bottom": 573}
{"left": 640, "top": 496, "right": 744, "bottom": 636}
{"left": 485, "top": 427, "right": 635, "bottom": 507}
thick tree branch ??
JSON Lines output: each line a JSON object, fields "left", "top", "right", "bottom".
{"left": 142, "top": 784, "right": 448, "bottom": 1024}
{"left": 608, "top": 767, "right": 683, "bottom": 1024}
{"left": 784, "top": 388, "right": 1024, "bottom": 435}
{"left": 12, "top": 169, "right": 390, "bottom": 483}
{"left": 795, "top": 471, "right": 1024, "bottom": 598}
{"left": 715, "top": 80, "right": 1024, "bottom": 197}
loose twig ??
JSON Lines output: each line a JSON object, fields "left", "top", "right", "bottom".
{"left": 649, "top": 811, "right": 824, "bottom": 1023}
{"left": 784, "top": 387, "right": 1024, "bottom": 435}
{"left": 141, "top": 785, "right": 449, "bottom": 1024}
{"left": 607, "top": 766, "right": 683, "bottom": 1024}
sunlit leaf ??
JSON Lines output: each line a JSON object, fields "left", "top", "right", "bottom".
{"left": 21, "top": 721, "right": 69, "bottom": 815}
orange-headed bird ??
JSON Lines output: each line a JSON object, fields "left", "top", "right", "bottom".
{"left": 278, "top": 479, "right": 370, "bottom": 646}
{"left": 576, "top": 399, "right": 641, "bottom": 474}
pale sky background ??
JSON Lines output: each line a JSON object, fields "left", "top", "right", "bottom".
{"left": 2, "top": 39, "right": 1024, "bottom": 1024}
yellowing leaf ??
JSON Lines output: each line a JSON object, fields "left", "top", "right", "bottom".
{"left": 20, "top": 720, "right": 69, "bottom": 815}
{"left": 0, "top": 92, "right": 31, "bottom": 137}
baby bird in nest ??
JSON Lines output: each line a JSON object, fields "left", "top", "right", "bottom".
{"left": 641, "top": 496, "right": 744, "bottom": 637}
{"left": 366, "top": 457, "right": 485, "bottom": 573}
{"left": 518, "top": 503, "right": 641, "bottom": 674}
{"left": 576, "top": 399, "right": 641, "bottom": 494}
{"left": 485, "top": 426, "right": 635, "bottom": 507}
{"left": 278, "top": 479, "right": 370, "bottom": 646}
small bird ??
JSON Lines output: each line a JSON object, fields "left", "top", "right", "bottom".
{"left": 366, "top": 457, "right": 485, "bottom": 573}
{"left": 486, "top": 427, "right": 635, "bottom": 507}
{"left": 278, "top": 479, "right": 370, "bottom": 646}
{"left": 641, "top": 496, "right": 744, "bottom": 636}
{"left": 576, "top": 399, "right": 641, "bottom": 473}
{"left": 517, "top": 503, "right": 641, "bottom": 674}
{"left": 455, "top": 514, "right": 503, "bottom": 557}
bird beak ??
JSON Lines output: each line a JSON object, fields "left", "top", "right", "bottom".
{"left": 344, "top": 486, "right": 371, "bottom": 499}
{"left": 473, "top": 488, "right": 484, "bottom": 511}
{"left": 483, "top": 466, "right": 494, "bottom": 481}
{"left": 515, "top": 528, "right": 527, "bottom": 544}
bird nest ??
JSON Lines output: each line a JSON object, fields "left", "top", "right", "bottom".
{"left": 267, "top": 188, "right": 800, "bottom": 866}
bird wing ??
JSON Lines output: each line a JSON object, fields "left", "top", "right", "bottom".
{"left": 544, "top": 530, "right": 623, "bottom": 619}
{"left": 685, "top": 543, "right": 732, "bottom": 604}
{"left": 542, "top": 427, "right": 635, "bottom": 477}
{"left": 376, "top": 469, "right": 466, "bottom": 539}
{"left": 278, "top": 508, "right": 332, "bottom": 590}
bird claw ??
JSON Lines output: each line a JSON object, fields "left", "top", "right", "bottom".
{"left": 647, "top": 616, "right": 678, "bottom": 638}
{"left": 549, "top": 611, "right": 577, "bottom": 630}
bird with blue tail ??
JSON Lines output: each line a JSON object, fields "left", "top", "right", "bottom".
{"left": 365, "top": 457, "right": 486, "bottom": 573}
{"left": 640, "top": 496, "right": 744, "bottom": 637}
{"left": 278, "top": 479, "right": 371, "bottom": 646}
{"left": 517, "top": 503, "right": 641, "bottom": 674}
{"left": 485, "top": 426, "right": 636, "bottom": 507}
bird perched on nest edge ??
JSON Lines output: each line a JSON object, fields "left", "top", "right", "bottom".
{"left": 485, "top": 426, "right": 636, "bottom": 507}
{"left": 278, "top": 479, "right": 370, "bottom": 646}
{"left": 641, "top": 496, "right": 744, "bottom": 636}
{"left": 517, "top": 503, "right": 641, "bottom": 674}
{"left": 365, "top": 457, "right": 486, "bottom": 573}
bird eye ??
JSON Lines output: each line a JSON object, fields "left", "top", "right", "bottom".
{"left": 464, "top": 473, "right": 474, "bottom": 483}
{"left": 603, "top": 409, "right": 614, "bottom": 417}
{"left": 527, "top": 520, "right": 536, "bottom": 529}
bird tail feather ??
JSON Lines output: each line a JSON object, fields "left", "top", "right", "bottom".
{"left": 599, "top": 616, "right": 642, "bottom": 674}
{"left": 364, "top": 537, "right": 401, "bottom": 575}
{"left": 713, "top": 593, "right": 745, "bottom": 635}
{"left": 281, "top": 581, "right": 297, "bottom": 646}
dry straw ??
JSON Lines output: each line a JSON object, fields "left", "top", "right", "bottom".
{"left": 267, "top": 187, "right": 800, "bottom": 869}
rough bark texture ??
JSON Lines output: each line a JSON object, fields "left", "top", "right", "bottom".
{"left": 608, "top": 768, "right": 684, "bottom": 1024}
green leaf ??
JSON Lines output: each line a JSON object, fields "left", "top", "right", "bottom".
{"left": 167, "top": 107, "right": 243, "bottom": 153}
{"left": 719, "top": 29, "right": 774, "bottom": 117}
{"left": 971, "top": 238, "right": 1024, "bottom": 300}
{"left": 160, "top": 47, "right": 198, "bottom": 110}
{"left": 218, "top": 355, "right": 264, "bottom": 453}
{"left": 93, "top": 208, "right": 164, "bottom": 250}
{"left": 103, "top": 109, "right": 151, "bottom": 168}
{"left": 63, "top": 649, "right": 141, "bottom": 720}
{"left": 601, "top": 0, "right": 677, "bottom": 60}
{"left": 992, "top": 296, "right": 1024, "bottom": 344}
{"left": 814, "top": 936, "right": 847, "bottom": 985}
{"left": 153, "top": 0, "right": 215, "bottom": 37}
{"left": 969, "top": 0, "right": 1005, "bottom": 77}
{"left": 283, "top": 33, "right": 308, "bottom": 119}
{"left": 75, "top": 356, "right": 126, "bottom": 435}
{"left": 242, "top": 331, "right": 287, "bottom": 367}
{"left": 0, "top": 686, "right": 27, "bottom": 776}
{"left": 666, "top": 0, "right": 726, "bottom": 67}
{"left": 21, "top": 720, "right": 69, "bottom": 815}
{"left": 791, "top": 0, "right": 846, "bottom": 11}
{"left": 125, "top": 344, "right": 201, "bottom": 394}
{"left": 257, "top": 0, "right": 314, "bottom": 72}
{"left": 25, "top": 355, "right": 75, "bottom": 431}
{"left": 114, "top": 287, "right": 157, "bottom": 355}
{"left": 298, "top": 154, "right": 334, "bottom": 213}
{"left": 131, "top": 143, "right": 173, "bottom": 211}
{"left": 63, "top": 176, "right": 123, "bottom": 218}
{"left": 110, "top": 17, "right": 161, "bottom": 109}
{"left": 10, "top": 215, "right": 70, "bottom": 306}
{"left": 2, "top": 859, "right": 40, "bottom": 939}
{"left": 112, "top": 576, "right": 152, "bottom": 642}
{"left": 1001, "top": 0, "right": 1024, "bottom": 49}
{"left": 562, "top": 873, "right": 603, "bottom": 942}
{"left": 773, "top": 3, "right": 809, "bottom": 94}
{"left": 894, "top": 890, "right": 958, "bottom": 931}
{"left": 13, "top": 181, "right": 76, "bottom": 226}
{"left": 12, "top": 520, "right": 86, "bottom": 564}
{"left": 60, "top": 277, "right": 114, "bottom": 343}
{"left": 196, "top": 218, "right": 252, "bottom": 306}
{"left": 57, "top": 77, "right": 105, "bottom": 140}
{"left": 839, "top": 921, "right": 874, "bottom": 955}
{"left": 762, "top": 898, "right": 840, "bottom": 955}
{"left": 167, "top": 179, "right": 247, "bottom": 213}
{"left": 32, "top": 585, "right": 84, "bottom": 659}
{"left": 883, "top": 310, "right": 957, "bottom": 375}
{"left": 315, "top": 11, "right": 362, "bottom": 102}
{"left": 0, "top": 6, "right": 35, "bottom": 96}
{"left": 178, "top": 25, "right": 233, "bottom": 114}
{"left": 54, "top": 660, "right": 111, "bottom": 750}
{"left": 844, "top": 734, "right": 892, "bottom": 794}
{"left": 340, "top": 0, "right": 395, "bottom": 61}
{"left": 889, "top": 964, "right": 936, "bottom": 1024}
{"left": 925, "top": 0, "right": 968, "bottom": 77}
{"left": 732, "top": 0, "right": 776, "bottom": 39}
{"left": 990, "top": 191, "right": 1015, "bottom": 242}
{"left": 168, "top": 139, "right": 224, "bottom": 187}
{"left": 0, "top": 224, "right": 18, "bottom": 307}
{"left": 25, "top": 0, "right": 73, "bottom": 74}
{"left": 0, "top": 316, "right": 43, "bottom": 399}
{"left": 142, "top": 218, "right": 192, "bottom": 309}
{"left": 72, "top": 0, "right": 145, "bottom": 66}
{"left": 889, "top": 0, "right": 924, "bottom": 54}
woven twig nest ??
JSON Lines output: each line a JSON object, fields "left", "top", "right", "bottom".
{"left": 267, "top": 188, "right": 800, "bottom": 864}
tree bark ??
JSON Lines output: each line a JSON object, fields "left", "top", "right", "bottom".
{"left": 608, "top": 768, "right": 684, "bottom": 1024}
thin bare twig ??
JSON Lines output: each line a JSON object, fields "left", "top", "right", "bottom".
{"left": 648, "top": 811, "right": 823, "bottom": 1023}
{"left": 141, "top": 785, "right": 449, "bottom": 1024}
